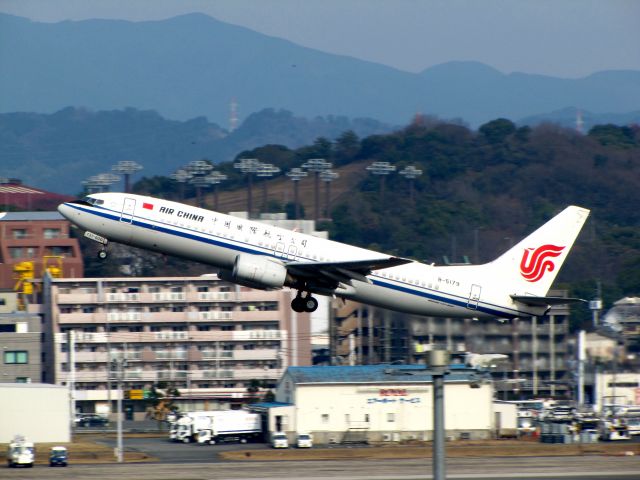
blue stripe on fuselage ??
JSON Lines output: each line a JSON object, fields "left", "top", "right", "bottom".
{"left": 66, "top": 202, "right": 524, "bottom": 318}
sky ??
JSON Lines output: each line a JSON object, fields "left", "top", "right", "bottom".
{"left": 1, "top": 0, "right": 639, "bottom": 78}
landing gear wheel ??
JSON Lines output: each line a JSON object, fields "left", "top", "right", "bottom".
{"left": 97, "top": 249, "right": 108, "bottom": 260}
{"left": 303, "top": 295, "right": 318, "bottom": 313}
{"left": 291, "top": 295, "right": 306, "bottom": 313}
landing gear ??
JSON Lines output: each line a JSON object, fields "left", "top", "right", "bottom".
{"left": 291, "top": 292, "right": 318, "bottom": 313}
{"left": 97, "top": 249, "right": 108, "bottom": 260}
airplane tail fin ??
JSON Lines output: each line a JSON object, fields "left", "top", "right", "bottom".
{"left": 488, "top": 206, "right": 590, "bottom": 297}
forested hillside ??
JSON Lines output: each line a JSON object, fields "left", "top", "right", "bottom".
{"left": 130, "top": 117, "right": 640, "bottom": 328}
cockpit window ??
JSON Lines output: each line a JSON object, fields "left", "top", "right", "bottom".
{"left": 82, "top": 197, "right": 104, "bottom": 206}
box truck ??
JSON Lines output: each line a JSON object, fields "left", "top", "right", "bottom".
{"left": 196, "top": 410, "right": 262, "bottom": 445}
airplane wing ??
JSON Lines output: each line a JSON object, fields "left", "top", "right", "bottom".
{"left": 511, "top": 295, "right": 587, "bottom": 307}
{"left": 286, "top": 256, "right": 413, "bottom": 284}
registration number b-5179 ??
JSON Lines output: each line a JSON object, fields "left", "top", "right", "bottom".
{"left": 84, "top": 231, "right": 108, "bottom": 245}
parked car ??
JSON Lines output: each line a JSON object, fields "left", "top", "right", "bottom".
{"left": 76, "top": 414, "right": 109, "bottom": 427}
{"left": 49, "top": 446, "right": 68, "bottom": 467}
{"left": 271, "top": 432, "right": 288, "bottom": 448}
{"left": 296, "top": 433, "right": 313, "bottom": 448}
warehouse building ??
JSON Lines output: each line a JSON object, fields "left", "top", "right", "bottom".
{"left": 0, "top": 383, "right": 71, "bottom": 443}
{"left": 260, "top": 364, "right": 507, "bottom": 444}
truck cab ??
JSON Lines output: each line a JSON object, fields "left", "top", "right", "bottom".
{"left": 49, "top": 446, "right": 68, "bottom": 467}
{"left": 7, "top": 437, "right": 34, "bottom": 468}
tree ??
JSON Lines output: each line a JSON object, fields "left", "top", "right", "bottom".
{"left": 478, "top": 118, "right": 516, "bottom": 143}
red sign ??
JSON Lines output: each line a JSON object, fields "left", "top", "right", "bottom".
{"left": 379, "top": 388, "right": 407, "bottom": 397}
{"left": 142, "top": 203, "right": 154, "bottom": 210}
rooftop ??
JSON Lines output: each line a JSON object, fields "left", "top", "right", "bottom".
{"left": 0, "top": 211, "right": 66, "bottom": 221}
{"left": 284, "top": 364, "right": 482, "bottom": 384}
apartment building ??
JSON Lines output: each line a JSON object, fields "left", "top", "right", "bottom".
{"left": 0, "top": 211, "right": 83, "bottom": 290}
{"left": 0, "top": 300, "right": 43, "bottom": 384}
{"left": 333, "top": 292, "right": 572, "bottom": 400}
{"left": 40, "top": 274, "right": 311, "bottom": 414}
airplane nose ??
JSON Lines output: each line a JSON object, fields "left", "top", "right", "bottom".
{"left": 57, "top": 203, "right": 72, "bottom": 220}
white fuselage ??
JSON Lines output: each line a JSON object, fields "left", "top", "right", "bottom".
{"left": 58, "top": 194, "right": 550, "bottom": 319}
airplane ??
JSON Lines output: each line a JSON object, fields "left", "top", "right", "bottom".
{"left": 58, "top": 193, "right": 589, "bottom": 318}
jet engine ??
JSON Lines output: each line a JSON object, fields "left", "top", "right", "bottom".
{"left": 218, "top": 254, "right": 288, "bottom": 290}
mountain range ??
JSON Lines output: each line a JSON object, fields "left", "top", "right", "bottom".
{"left": 1, "top": 13, "right": 639, "bottom": 128}
{"left": 0, "top": 107, "right": 392, "bottom": 194}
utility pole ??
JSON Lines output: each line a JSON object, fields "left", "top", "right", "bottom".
{"left": 430, "top": 348, "right": 450, "bottom": 480}
{"left": 111, "top": 356, "right": 127, "bottom": 463}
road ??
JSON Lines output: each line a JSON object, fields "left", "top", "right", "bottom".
{"left": 1, "top": 456, "right": 639, "bottom": 480}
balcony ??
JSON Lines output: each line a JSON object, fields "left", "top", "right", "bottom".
{"left": 58, "top": 312, "right": 107, "bottom": 324}
{"left": 232, "top": 330, "right": 284, "bottom": 341}
{"left": 56, "top": 293, "right": 99, "bottom": 304}
{"left": 198, "top": 311, "right": 233, "bottom": 321}
{"left": 107, "top": 293, "right": 141, "bottom": 302}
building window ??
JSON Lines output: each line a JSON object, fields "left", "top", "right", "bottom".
{"left": 12, "top": 229, "right": 28, "bottom": 239}
{"left": 45, "top": 246, "right": 72, "bottom": 257}
{"left": 387, "top": 413, "right": 395, "bottom": 422}
{"left": 321, "top": 414, "right": 329, "bottom": 424}
{"left": 15, "top": 377, "right": 30, "bottom": 383}
{"left": 4, "top": 351, "right": 28, "bottom": 364}
{"left": 43, "top": 228, "right": 61, "bottom": 239}
{"left": 9, "top": 247, "right": 37, "bottom": 259}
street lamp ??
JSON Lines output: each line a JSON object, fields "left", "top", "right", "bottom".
{"left": 302, "top": 158, "right": 331, "bottom": 221}
{"left": 112, "top": 160, "right": 143, "bottom": 193}
{"left": 399, "top": 165, "right": 423, "bottom": 201}
{"left": 366, "top": 161, "right": 396, "bottom": 204}
{"left": 256, "top": 163, "right": 281, "bottom": 213}
{"left": 205, "top": 171, "right": 227, "bottom": 211}
{"left": 234, "top": 158, "right": 261, "bottom": 217}
{"left": 285, "top": 167, "right": 308, "bottom": 220}
{"left": 319, "top": 169, "right": 339, "bottom": 220}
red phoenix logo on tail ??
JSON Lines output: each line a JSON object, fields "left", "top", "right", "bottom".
{"left": 520, "top": 244, "right": 565, "bottom": 282}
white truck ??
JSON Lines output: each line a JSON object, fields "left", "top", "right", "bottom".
{"left": 196, "top": 410, "right": 262, "bottom": 445}
{"left": 7, "top": 436, "right": 35, "bottom": 468}
{"left": 174, "top": 411, "right": 217, "bottom": 443}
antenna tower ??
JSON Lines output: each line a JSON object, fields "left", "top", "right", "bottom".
{"left": 230, "top": 98, "right": 239, "bottom": 132}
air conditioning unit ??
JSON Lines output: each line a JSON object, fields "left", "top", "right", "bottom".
{"left": 382, "top": 433, "right": 392, "bottom": 442}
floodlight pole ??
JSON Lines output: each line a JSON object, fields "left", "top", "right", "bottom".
{"left": 112, "top": 160, "right": 143, "bottom": 193}
{"left": 286, "top": 168, "right": 308, "bottom": 219}
{"left": 302, "top": 158, "right": 331, "bottom": 221}
{"left": 234, "top": 158, "right": 261, "bottom": 217}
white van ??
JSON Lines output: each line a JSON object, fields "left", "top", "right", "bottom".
{"left": 296, "top": 432, "right": 313, "bottom": 448}
{"left": 272, "top": 432, "right": 289, "bottom": 448}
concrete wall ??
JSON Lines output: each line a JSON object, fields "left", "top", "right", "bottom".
{"left": 0, "top": 384, "right": 70, "bottom": 443}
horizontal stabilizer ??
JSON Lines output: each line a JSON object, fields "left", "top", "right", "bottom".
{"left": 511, "top": 295, "right": 587, "bottom": 307}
